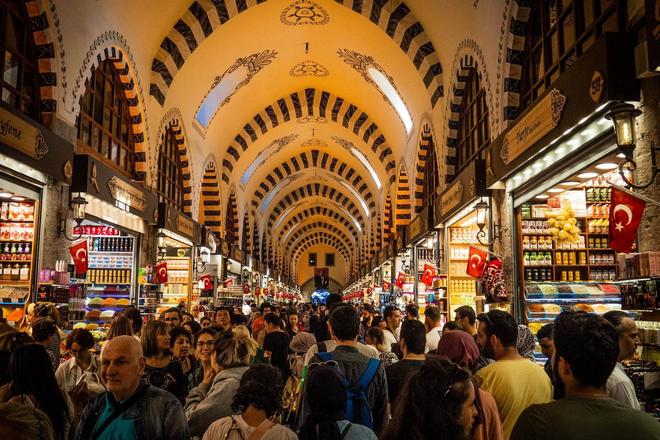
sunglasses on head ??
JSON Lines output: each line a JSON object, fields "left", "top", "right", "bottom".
{"left": 307, "top": 359, "right": 339, "bottom": 373}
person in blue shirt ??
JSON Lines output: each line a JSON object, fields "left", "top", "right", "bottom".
{"left": 75, "top": 335, "right": 189, "bottom": 440}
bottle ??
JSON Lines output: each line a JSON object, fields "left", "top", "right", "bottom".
{"left": 19, "top": 264, "right": 28, "bottom": 281}
{"left": 11, "top": 263, "right": 20, "bottom": 281}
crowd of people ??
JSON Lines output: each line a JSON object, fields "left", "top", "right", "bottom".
{"left": 0, "top": 294, "right": 659, "bottom": 439}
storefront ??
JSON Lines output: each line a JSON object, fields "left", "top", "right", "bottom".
{"left": 215, "top": 244, "right": 244, "bottom": 307}
{"left": 486, "top": 33, "right": 640, "bottom": 332}
{"left": 65, "top": 154, "right": 158, "bottom": 328}
{"left": 437, "top": 159, "right": 491, "bottom": 319}
{"left": 156, "top": 202, "right": 200, "bottom": 313}
{"left": 406, "top": 205, "right": 442, "bottom": 315}
{"left": 0, "top": 104, "right": 75, "bottom": 325}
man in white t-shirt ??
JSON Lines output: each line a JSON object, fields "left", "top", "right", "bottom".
{"left": 424, "top": 305, "right": 443, "bottom": 352}
{"left": 603, "top": 310, "right": 641, "bottom": 409}
{"left": 382, "top": 306, "right": 401, "bottom": 352}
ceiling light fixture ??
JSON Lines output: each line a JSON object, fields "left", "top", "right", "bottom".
{"left": 0, "top": 192, "right": 12, "bottom": 198}
{"left": 547, "top": 188, "right": 564, "bottom": 193}
{"left": 595, "top": 162, "right": 619, "bottom": 170}
{"left": 10, "top": 196, "right": 25, "bottom": 201}
{"left": 536, "top": 195, "right": 550, "bottom": 199}
{"left": 560, "top": 181, "right": 580, "bottom": 186}
{"left": 577, "top": 172, "right": 598, "bottom": 179}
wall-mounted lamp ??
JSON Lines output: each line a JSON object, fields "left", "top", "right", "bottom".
{"left": 196, "top": 246, "right": 210, "bottom": 273}
{"left": 475, "top": 198, "right": 501, "bottom": 246}
{"left": 605, "top": 102, "right": 658, "bottom": 189}
{"left": 57, "top": 193, "right": 87, "bottom": 241}
{"left": 156, "top": 231, "right": 167, "bottom": 261}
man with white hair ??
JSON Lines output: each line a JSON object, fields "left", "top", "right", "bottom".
{"left": 75, "top": 335, "right": 189, "bottom": 439}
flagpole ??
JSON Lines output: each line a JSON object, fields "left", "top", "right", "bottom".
{"left": 471, "top": 244, "right": 502, "bottom": 259}
{"left": 608, "top": 182, "right": 660, "bottom": 207}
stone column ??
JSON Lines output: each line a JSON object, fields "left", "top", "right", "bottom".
{"left": 634, "top": 76, "right": 660, "bottom": 252}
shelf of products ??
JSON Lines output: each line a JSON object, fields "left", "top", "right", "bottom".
{"left": 158, "top": 255, "right": 191, "bottom": 312}
{"left": 0, "top": 201, "right": 36, "bottom": 310}
{"left": 69, "top": 224, "right": 137, "bottom": 329}
{"left": 447, "top": 211, "right": 482, "bottom": 316}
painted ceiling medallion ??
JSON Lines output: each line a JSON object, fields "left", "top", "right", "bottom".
{"left": 301, "top": 138, "right": 327, "bottom": 148}
{"left": 290, "top": 60, "right": 329, "bottom": 77}
{"left": 194, "top": 50, "right": 278, "bottom": 133}
{"left": 281, "top": 0, "right": 329, "bottom": 26}
{"left": 297, "top": 115, "right": 327, "bottom": 124}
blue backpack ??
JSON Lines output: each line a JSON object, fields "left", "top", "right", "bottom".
{"left": 317, "top": 351, "right": 380, "bottom": 429}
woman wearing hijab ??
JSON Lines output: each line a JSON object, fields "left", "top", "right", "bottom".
{"left": 299, "top": 365, "right": 377, "bottom": 440}
{"left": 434, "top": 331, "right": 504, "bottom": 440}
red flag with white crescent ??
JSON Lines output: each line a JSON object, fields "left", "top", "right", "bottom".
{"left": 394, "top": 272, "right": 406, "bottom": 289}
{"left": 223, "top": 278, "right": 234, "bottom": 288}
{"left": 200, "top": 273, "right": 212, "bottom": 290}
{"left": 420, "top": 264, "right": 437, "bottom": 286}
{"left": 609, "top": 187, "right": 646, "bottom": 253}
{"left": 154, "top": 261, "right": 168, "bottom": 284}
{"left": 69, "top": 240, "right": 88, "bottom": 274}
{"left": 382, "top": 281, "right": 391, "bottom": 291}
{"left": 242, "top": 283, "right": 250, "bottom": 294}
{"left": 466, "top": 245, "right": 488, "bottom": 278}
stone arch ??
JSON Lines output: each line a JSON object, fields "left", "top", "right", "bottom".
{"left": 149, "top": 0, "right": 442, "bottom": 107}
{"left": 241, "top": 207, "right": 250, "bottom": 251}
{"left": 285, "top": 222, "right": 355, "bottom": 252}
{"left": 395, "top": 165, "right": 412, "bottom": 230}
{"left": 198, "top": 159, "right": 222, "bottom": 235}
{"left": 72, "top": 32, "right": 151, "bottom": 184}
{"left": 250, "top": 149, "right": 377, "bottom": 211}
{"left": 413, "top": 122, "right": 437, "bottom": 213}
{"left": 225, "top": 189, "right": 238, "bottom": 247}
{"left": 276, "top": 207, "right": 359, "bottom": 243}
{"left": 443, "top": 39, "right": 494, "bottom": 183}
{"left": 221, "top": 88, "right": 396, "bottom": 185}
{"left": 157, "top": 114, "right": 193, "bottom": 214}
{"left": 22, "top": 0, "right": 58, "bottom": 125}
{"left": 384, "top": 193, "right": 392, "bottom": 245}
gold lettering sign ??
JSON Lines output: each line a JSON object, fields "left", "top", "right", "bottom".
{"left": 108, "top": 176, "right": 146, "bottom": 212}
{"left": 442, "top": 181, "right": 464, "bottom": 215}
{"left": 175, "top": 214, "right": 194, "bottom": 238}
{"left": 501, "top": 89, "right": 567, "bottom": 165}
{"left": 409, "top": 215, "right": 423, "bottom": 241}
{"left": 0, "top": 107, "right": 48, "bottom": 159}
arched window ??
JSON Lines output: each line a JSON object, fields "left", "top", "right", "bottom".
{"left": 77, "top": 60, "right": 135, "bottom": 176}
{"left": 1, "top": 0, "right": 40, "bottom": 120}
{"left": 455, "top": 68, "right": 489, "bottom": 178}
{"left": 517, "top": 0, "right": 624, "bottom": 116}
{"left": 421, "top": 136, "right": 439, "bottom": 207}
{"left": 157, "top": 126, "right": 184, "bottom": 210}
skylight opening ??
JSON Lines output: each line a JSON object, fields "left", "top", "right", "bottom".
{"left": 195, "top": 69, "right": 245, "bottom": 128}
{"left": 367, "top": 67, "right": 413, "bottom": 135}
{"left": 350, "top": 147, "right": 382, "bottom": 190}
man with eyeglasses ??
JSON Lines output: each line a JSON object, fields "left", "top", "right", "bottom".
{"left": 475, "top": 310, "right": 552, "bottom": 439}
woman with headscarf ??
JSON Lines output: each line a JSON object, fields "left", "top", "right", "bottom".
{"left": 516, "top": 325, "right": 536, "bottom": 361}
{"left": 299, "top": 364, "right": 377, "bottom": 440}
{"left": 435, "top": 330, "right": 504, "bottom": 440}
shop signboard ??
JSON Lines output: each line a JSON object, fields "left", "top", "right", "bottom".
{"left": 157, "top": 203, "right": 197, "bottom": 242}
{"left": 72, "top": 155, "right": 158, "bottom": 222}
{"left": 487, "top": 33, "right": 639, "bottom": 187}
{"left": 220, "top": 239, "right": 229, "bottom": 257}
{"left": 230, "top": 246, "right": 242, "bottom": 264}
{"left": 440, "top": 160, "right": 488, "bottom": 222}
{"left": 0, "top": 104, "right": 74, "bottom": 183}
{"left": 646, "top": 0, "right": 659, "bottom": 74}
{"left": 500, "top": 89, "right": 567, "bottom": 165}
{"left": 407, "top": 206, "right": 431, "bottom": 244}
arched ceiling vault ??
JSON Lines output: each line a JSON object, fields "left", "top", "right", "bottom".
{"left": 272, "top": 205, "right": 360, "bottom": 244}
{"left": 285, "top": 224, "right": 354, "bottom": 256}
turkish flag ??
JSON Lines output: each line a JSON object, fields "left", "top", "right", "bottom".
{"left": 223, "top": 278, "right": 234, "bottom": 288}
{"left": 200, "top": 273, "right": 212, "bottom": 290}
{"left": 420, "top": 264, "right": 437, "bottom": 286}
{"left": 609, "top": 188, "right": 646, "bottom": 253}
{"left": 394, "top": 272, "right": 406, "bottom": 288}
{"left": 382, "top": 281, "right": 391, "bottom": 291}
{"left": 154, "top": 261, "right": 168, "bottom": 284}
{"left": 466, "top": 245, "right": 488, "bottom": 278}
{"left": 254, "top": 286, "right": 261, "bottom": 296}
{"left": 242, "top": 283, "right": 250, "bottom": 294}
{"left": 69, "top": 240, "right": 88, "bottom": 274}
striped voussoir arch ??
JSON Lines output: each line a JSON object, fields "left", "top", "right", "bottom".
{"left": 225, "top": 191, "right": 238, "bottom": 247}
{"left": 241, "top": 210, "right": 250, "bottom": 251}
{"left": 163, "top": 120, "right": 193, "bottom": 214}
{"left": 149, "top": 0, "right": 442, "bottom": 108}
{"left": 276, "top": 208, "right": 359, "bottom": 242}
{"left": 384, "top": 194, "right": 392, "bottom": 244}
{"left": 502, "top": 0, "right": 532, "bottom": 123}
{"left": 221, "top": 88, "right": 396, "bottom": 185}
{"left": 376, "top": 212, "right": 383, "bottom": 251}
{"left": 199, "top": 161, "right": 222, "bottom": 235}
{"left": 290, "top": 234, "right": 351, "bottom": 266}
{"left": 252, "top": 218, "right": 259, "bottom": 259}
{"left": 24, "top": 0, "right": 57, "bottom": 122}
{"left": 395, "top": 166, "right": 412, "bottom": 229}
{"left": 445, "top": 54, "right": 476, "bottom": 183}
{"left": 267, "top": 183, "right": 367, "bottom": 231}
{"left": 252, "top": 150, "right": 376, "bottom": 210}
{"left": 285, "top": 222, "right": 355, "bottom": 251}
{"left": 414, "top": 124, "right": 433, "bottom": 214}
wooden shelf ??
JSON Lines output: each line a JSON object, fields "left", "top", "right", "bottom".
{"left": 0, "top": 259, "right": 32, "bottom": 263}
{"left": 0, "top": 281, "right": 30, "bottom": 286}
